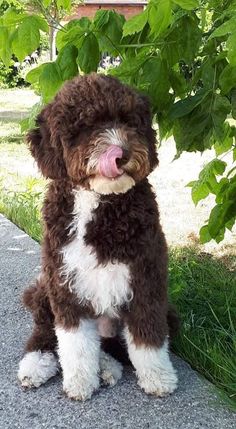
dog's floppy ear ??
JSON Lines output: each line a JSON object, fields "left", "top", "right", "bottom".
{"left": 27, "top": 110, "right": 67, "bottom": 180}
{"left": 137, "top": 95, "right": 159, "bottom": 171}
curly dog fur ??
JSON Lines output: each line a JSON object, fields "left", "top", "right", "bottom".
{"left": 18, "top": 73, "right": 178, "bottom": 400}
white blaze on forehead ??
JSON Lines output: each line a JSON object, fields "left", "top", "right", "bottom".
{"left": 101, "top": 128, "right": 125, "bottom": 147}
{"left": 86, "top": 128, "right": 126, "bottom": 173}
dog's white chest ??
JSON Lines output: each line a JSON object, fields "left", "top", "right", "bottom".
{"left": 61, "top": 189, "right": 132, "bottom": 316}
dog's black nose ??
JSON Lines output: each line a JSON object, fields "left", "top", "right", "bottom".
{"left": 116, "top": 149, "right": 130, "bottom": 167}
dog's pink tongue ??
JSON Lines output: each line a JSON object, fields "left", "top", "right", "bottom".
{"left": 99, "top": 145, "right": 123, "bottom": 178}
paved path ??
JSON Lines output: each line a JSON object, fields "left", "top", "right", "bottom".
{"left": 0, "top": 214, "right": 235, "bottom": 429}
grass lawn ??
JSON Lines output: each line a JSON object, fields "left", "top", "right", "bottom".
{"left": 0, "top": 115, "right": 235, "bottom": 410}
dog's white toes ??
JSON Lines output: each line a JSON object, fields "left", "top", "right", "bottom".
{"left": 137, "top": 367, "right": 178, "bottom": 397}
{"left": 18, "top": 351, "right": 58, "bottom": 388}
{"left": 63, "top": 373, "right": 100, "bottom": 401}
{"left": 99, "top": 351, "right": 123, "bottom": 387}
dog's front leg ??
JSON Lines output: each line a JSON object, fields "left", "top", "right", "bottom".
{"left": 123, "top": 307, "right": 178, "bottom": 397}
{"left": 124, "top": 328, "right": 177, "bottom": 397}
{"left": 56, "top": 319, "right": 100, "bottom": 401}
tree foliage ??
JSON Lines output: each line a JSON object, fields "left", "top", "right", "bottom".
{"left": 1, "top": 0, "right": 236, "bottom": 243}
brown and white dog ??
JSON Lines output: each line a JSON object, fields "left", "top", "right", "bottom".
{"left": 18, "top": 73, "right": 178, "bottom": 400}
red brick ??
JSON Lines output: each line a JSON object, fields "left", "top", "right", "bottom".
{"left": 72, "top": 4, "right": 144, "bottom": 19}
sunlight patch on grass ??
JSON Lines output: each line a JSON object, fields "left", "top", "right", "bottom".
{"left": 0, "top": 88, "right": 39, "bottom": 113}
{"left": 0, "top": 174, "right": 44, "bottom": 242}
{"left": 0, "top": 119, "right": 22, "bottom": 142}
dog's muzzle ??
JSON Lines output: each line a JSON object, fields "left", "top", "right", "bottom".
{"left": 98, "top": 145, "right": 125, "bottom": 178}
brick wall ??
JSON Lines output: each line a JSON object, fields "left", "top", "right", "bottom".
{"left": 73, "top": 4, "right": 144, "bottom": 19}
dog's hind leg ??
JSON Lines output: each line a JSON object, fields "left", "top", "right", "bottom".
{"left": 99, "top": 350, "right": 123, "bottom": 387}
{"left": 18, "top": 276, "right": 59, "bottom": 388}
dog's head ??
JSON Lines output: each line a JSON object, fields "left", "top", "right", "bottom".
{"left": 28, "top": 73, "right": 158, "bottom": 195}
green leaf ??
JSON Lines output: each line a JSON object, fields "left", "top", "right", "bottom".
{"left": 233, "top": 148, "right": 236, "bottom": 162}
{"left": 219, "top": 64, "right": 236, "bottom": 94}
{"left": 162, "top": 14, "right": 201, "bottom": 65}
{"left": 214, "top": 227, "right": 225, "bottom": 243}
{"left": 225, "top": 182, "right": 236, "bottom": 200}
{"left": 42, "top": 0, "right": 52, "bottom": 7}
{"left": 93, "top": 9, "right": 110, "bottom": 30}
{"left": 172, "top": 0, "right": 199, "bottom": 10}
{"left": 95, "top": 10, "right": 124, "bottom": 55}
{"left": 56, "top": 44, "right": 78, "bottom": 80}
{"left": 173, "top": 110, "right": 212, "bottom": 153}
{"left": 39, "top": 63, "right": 63, "bottom": 103}
{"left": 111, "top": 50, "right": 148, "bottom": 81}
{"left": 2, "top": 8, "right": 26, "bottom": 25}
{"left": 148, "top": 0, "right": 172, "bottom": 37}
{"left": 231, "top": 89, "right": 236, "bottom": 119}
{"left": 42, "top": 0, "right": 51, "bottom": 7}
{"left": 77, "top": 33, "right": 100, "bottom": 73}
{"left": 140, "top": 56, "right": 171, "bottom": 111}
{"left": 169, "top": 69, "right": 187, "bottom": 98}
{"left": 172, "top": 92, "right": 230, "bottom": 153}
{"left": 26, "top": 64, "right": 46, "bottom": 84}
{"left": 225, "top": 216, "right": 236, "bottom": 231}
{"left": 211, "top": 95, "right": 231, "bottom": 141}
{"left": 77, "top": 17, "right": 90, "bottom": 30}
{"left": 214, "top": 135, "right": 233, "bottom": 155}
{"left": 13, "top": 16, "right": 40, "bottom": 61}
{"left": 32, "top": 16, "right": 49, "bottom": 33}
{"left": 187, "top": 159, "right": 227, "bottom": 205}
{"left": 188, "top": 180, "right": 210, "bottom": 205}
{"left": 11, "top": 28, "right": 22, "bottom": 61}
{"left": 208, "top": 201, "right": 236, "bottom": 238}
{"left": 208, "top": 205, "right": 224, "bottom": 237}
{"left": 56, "top": 21, "right": 85, "bottom": 50}
{"left": 57, "top": 0, "right": 71, "bottom": 11}
{"left": 0, "top": 27, "right": 11, "bottom": 68}
{"left": 123, "top": 9, "right": 148, "bottom": 37}
{"left": 227, "top": 31, "right": 236, "bottom": 66}
{"left": 205, "top": 158, "right": 227, "bottom": 175}
{"left": 169, "top": 89, "right": 209, "bottom": 120}
{"left": 215, "top": 178, "right": 229, "bottom": 203}
{"left": 199, "top": 225, "right": 212, "bottom": 243}
{"left": 225, "top": 217, "right": 235, "bottom": 231}
{"left": 200, "top": 58, "right": 216, "bottom": 89}
{"left": 227, "top": 166, "right": 236, "bottom": 179}
{"left": 209, "top": 16, "right": 236, "bottom": 39}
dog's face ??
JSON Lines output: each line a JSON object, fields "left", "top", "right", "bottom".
{"left": 28, "top": 73, "right": 158, "bottom": 195}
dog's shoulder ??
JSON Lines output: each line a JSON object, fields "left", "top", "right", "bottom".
{"left": 42, "top": 180, "right": 75, "bottom": 245}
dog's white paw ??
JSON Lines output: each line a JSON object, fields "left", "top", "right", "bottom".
{"left": 99, "top": 351, "right": 123, "bottom": 387}
{"left": 18, "top": 351, "right": 58, "bottom": 388}
{"left": 137, "top": 366, "right": 178, "bottom": 397}
{"left": 63, "top": 373, "right": 100, "bottom": 401}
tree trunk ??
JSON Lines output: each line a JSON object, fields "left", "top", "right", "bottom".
{"left": 49, "top": 25, "right": 57, "bottom": 61}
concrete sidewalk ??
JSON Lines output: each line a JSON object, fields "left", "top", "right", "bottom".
{"left": 0, "top": 214, "right": 235, "bottom": 429}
